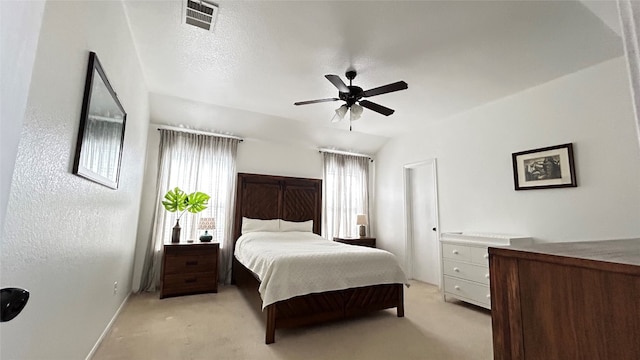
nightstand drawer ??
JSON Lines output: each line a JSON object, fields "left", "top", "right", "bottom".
{"left": 162, "top": 272, "right": 217, "bottom": 296}
{"left": 161, "top": 242, "right": 219, "bottom": 299}
{"left": 164, "top": 254, "right": 217, "bottom": 275}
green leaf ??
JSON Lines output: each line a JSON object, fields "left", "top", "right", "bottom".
{"left": 161, "top": 187, "right": 187, "bottom": 213}
{"left": 185, "top": 191, "right": 210, "bottom": 213}
{"left": 161, "top": 187, "right": 210, "bottom": 219}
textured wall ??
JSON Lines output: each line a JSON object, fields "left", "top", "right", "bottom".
{"left": 0, "top": 2, "right": 149, "bottom": 359}
{"left": 375, "top": 57, "right": 640, "bottom": 262}
{"left": 0, "top": 0, "right": 46, "bottom": 232}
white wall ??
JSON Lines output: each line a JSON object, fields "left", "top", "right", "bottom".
{"left": 0, "top": 0, "right": 46, "bottom": 232}
{"left": 131, "top": 127, "right": 322, "bottom": 291}
{"left": 237, "top": 138, "right": 322, "bottom": 178}
{"left": 375, "top": 57, "right": 640, "bottom": 261}
{"left": 0, "top": 2, "right": 149, "bottom": 359}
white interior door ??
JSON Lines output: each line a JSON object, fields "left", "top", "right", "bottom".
{"left": 405, "top": 160, "right": 440, "bottom": 286}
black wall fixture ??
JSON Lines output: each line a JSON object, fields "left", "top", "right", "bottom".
{"left": 1, "top": 288, "right": 29, "bottom": 322}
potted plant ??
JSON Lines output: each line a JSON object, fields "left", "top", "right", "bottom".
{"left": 162, "top": 187, "right": 210, "bottom": 243}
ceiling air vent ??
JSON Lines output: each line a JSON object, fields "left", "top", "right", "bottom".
{"left": 183, "top": 0, "right": 219, "bottom": 32}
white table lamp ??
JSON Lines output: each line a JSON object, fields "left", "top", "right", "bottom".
{"left": 198, "top": 217, "right": 215, "bottom": 242}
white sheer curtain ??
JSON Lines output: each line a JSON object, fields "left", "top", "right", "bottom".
{"left": 322, "top": 153, "right": 370, "bottom": 239}
{"left": 79, "top": 117, "right": 123, "bottom": 181}
{"left": 141, "top": 130, "right": 239, "bottom": 291}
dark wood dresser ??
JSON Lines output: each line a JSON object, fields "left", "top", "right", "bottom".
{"left": 489, "top": 239, "right": 640, "bottom": 360}
{"left": 160, "top": 242, "right": 219, "bottom": 299}
{"left": 334, "top": 237, "right": 376, "bottom": 248}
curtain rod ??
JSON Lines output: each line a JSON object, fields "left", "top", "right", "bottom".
{"left": 156, "top": 125, "right": 244, "bottom": 142}
{"left": 318, "top": 148, "right": 374, "bottom": 162}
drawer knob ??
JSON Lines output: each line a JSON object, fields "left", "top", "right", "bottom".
{"left": 452, "top": 250, "right": 459, "bottom": 255}
{"left": 186, "top": 260, "right": 198, "bottom": 266}
{"left": 453, "top": 267, "right": 460, "bottom": 272}
{"left": 486, "top": 294, "right": 491, "bottom": 299}
{"left": 483, "top": 254, "right": 489, "bottom": 259}
{"left": 454, "top": 285, "right": 460, "bottom": 290}
{"left": 485, "top": 274, "right": 490, "bottom": 278}
{"left": 185, "top": 278, "right": 197, "bottom": 283}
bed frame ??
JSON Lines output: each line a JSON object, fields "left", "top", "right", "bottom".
{"left": 232, "top": 173, "right": 404, "bottom": 344}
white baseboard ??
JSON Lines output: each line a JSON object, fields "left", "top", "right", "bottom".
{"left": 85, "top": 292, "right": 132, "bottom": 360}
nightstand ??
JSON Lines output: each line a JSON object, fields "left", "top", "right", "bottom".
{"left": 334, "top": 237, "right": 376, "bottom": 248}
{"left": 160, "top": 242, "right": 219, "bottom": 299}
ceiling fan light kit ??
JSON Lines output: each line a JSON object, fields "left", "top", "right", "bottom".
{"left": 350, "top": 103, "right": 363, "bottom": 121}
{"left": 335, "top": 104, "right": 348, "bottom": 119}
{"left": 294, "top": 70, "right": 408, "bottom": 130}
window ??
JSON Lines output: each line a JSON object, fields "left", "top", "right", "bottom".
{"left": 322, "top": 153, "right": 370, "bottom": 238}
{"left": 141, "top": 129, "right": 239, "bottom": 290}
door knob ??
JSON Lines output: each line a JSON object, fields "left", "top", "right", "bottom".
{"left": 1, "top": 288, "right": 29, "bottom": 322}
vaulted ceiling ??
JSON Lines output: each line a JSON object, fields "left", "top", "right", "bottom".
{"left": 123, "top": 0, "right": 622, "bottom": 154}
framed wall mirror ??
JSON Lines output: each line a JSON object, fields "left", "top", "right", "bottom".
{"left": 73, "top": 51, "right": 126, "bottom": 189}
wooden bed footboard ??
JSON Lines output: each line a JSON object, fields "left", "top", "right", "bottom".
{"left": 233, "top": 258, "right": 404, "bottom": 344}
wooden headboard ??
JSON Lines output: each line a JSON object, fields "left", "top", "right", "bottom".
{"left": 233, "top": 173, "right": 322, "bottom": 245}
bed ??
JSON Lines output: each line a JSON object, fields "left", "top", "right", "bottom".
{"left": 232, "top": 173, "right": 407, "bottom": 344}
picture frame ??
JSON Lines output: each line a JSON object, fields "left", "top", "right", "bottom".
{"left": 512, "top": 143, "right": 577, "bottom": 190}
{"left": 72, "top": 52, "right": 126, "bottom": 189}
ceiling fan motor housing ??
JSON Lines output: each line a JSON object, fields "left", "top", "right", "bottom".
{"left": 340, "top": 86, "right": 364, "bottom": 107}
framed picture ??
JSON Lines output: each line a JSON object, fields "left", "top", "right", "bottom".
{"left": 72, "top": 52, "right": 126, "bottom": 189}
{"left": 512, "top": 143, "right": 577, "bottom": 190}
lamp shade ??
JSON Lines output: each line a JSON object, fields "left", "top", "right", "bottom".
{"left": 356, "top": 214, "right": 368, "bottom": 225}
{"left": 350, "top": 104, "right": 363, "bottom": 121}
{"left": 334, "top": 104, "right": 348, "bottom": 120}
{"left": 198, "top": 217, "right": 215, "bottom": 230}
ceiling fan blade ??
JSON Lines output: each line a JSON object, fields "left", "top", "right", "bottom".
{"left": 359, "top": 100, "right": 395, "bottom": 116}
{"left": 294, "top": 98, "right": 340, "bottom": 106}
{"left": 362, "top": 81, "right": 408, "bottom": 98}
{"left": 325, "top": 75, "right": 349, "bottom": 93}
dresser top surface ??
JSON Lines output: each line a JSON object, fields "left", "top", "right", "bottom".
{"left": 490, "top": 238, "right": 640, "bottom": 268}
{"left": 440, "top": 232, "right": 532, "bottom": 246}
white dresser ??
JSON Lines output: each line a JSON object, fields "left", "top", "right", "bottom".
{"left": 440, "top": 232, "right": 532, "bottom": 309}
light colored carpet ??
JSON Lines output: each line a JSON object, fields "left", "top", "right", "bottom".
{"left": 93, "top": 281, "right": 492, "bottom": 360}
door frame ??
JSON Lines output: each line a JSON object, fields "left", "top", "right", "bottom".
{"left": 402, "top": 158, "right": 441, "bottom": 287}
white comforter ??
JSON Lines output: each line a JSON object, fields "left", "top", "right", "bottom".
{"left": 234, "top": 231, "right": 408, "bottom": 309}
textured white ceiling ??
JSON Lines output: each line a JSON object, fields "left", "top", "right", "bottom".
{"left": 123, "top": 0, "right": 622, "bottom": 152}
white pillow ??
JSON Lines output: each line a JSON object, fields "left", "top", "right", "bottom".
{"left": 280, "top": 219, "right": 313, "bottom": 232}
{"left": 241, "top": 217, "right": 280, "bottom": 234}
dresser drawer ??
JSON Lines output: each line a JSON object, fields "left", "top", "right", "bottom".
{"left": 162, "top": 272, "right": 217, "bottom": 296}
{"left": 443, "top": 259, "right": 490, "bottom": 285}
{"left": 164, "top": 253, "right": 217, "bottom": 275}
{"left": 442, "top": 243, "right": 471, "bottom": 262}
{"left": 444, "top": 276, "right": 491, "bottom": 307}
{"left": 470, "top": 246, "right": 489, "bottom": 266}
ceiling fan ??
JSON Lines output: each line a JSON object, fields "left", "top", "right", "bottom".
{"left": 294, "top": 70, "right": 408, "bottom": 130}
